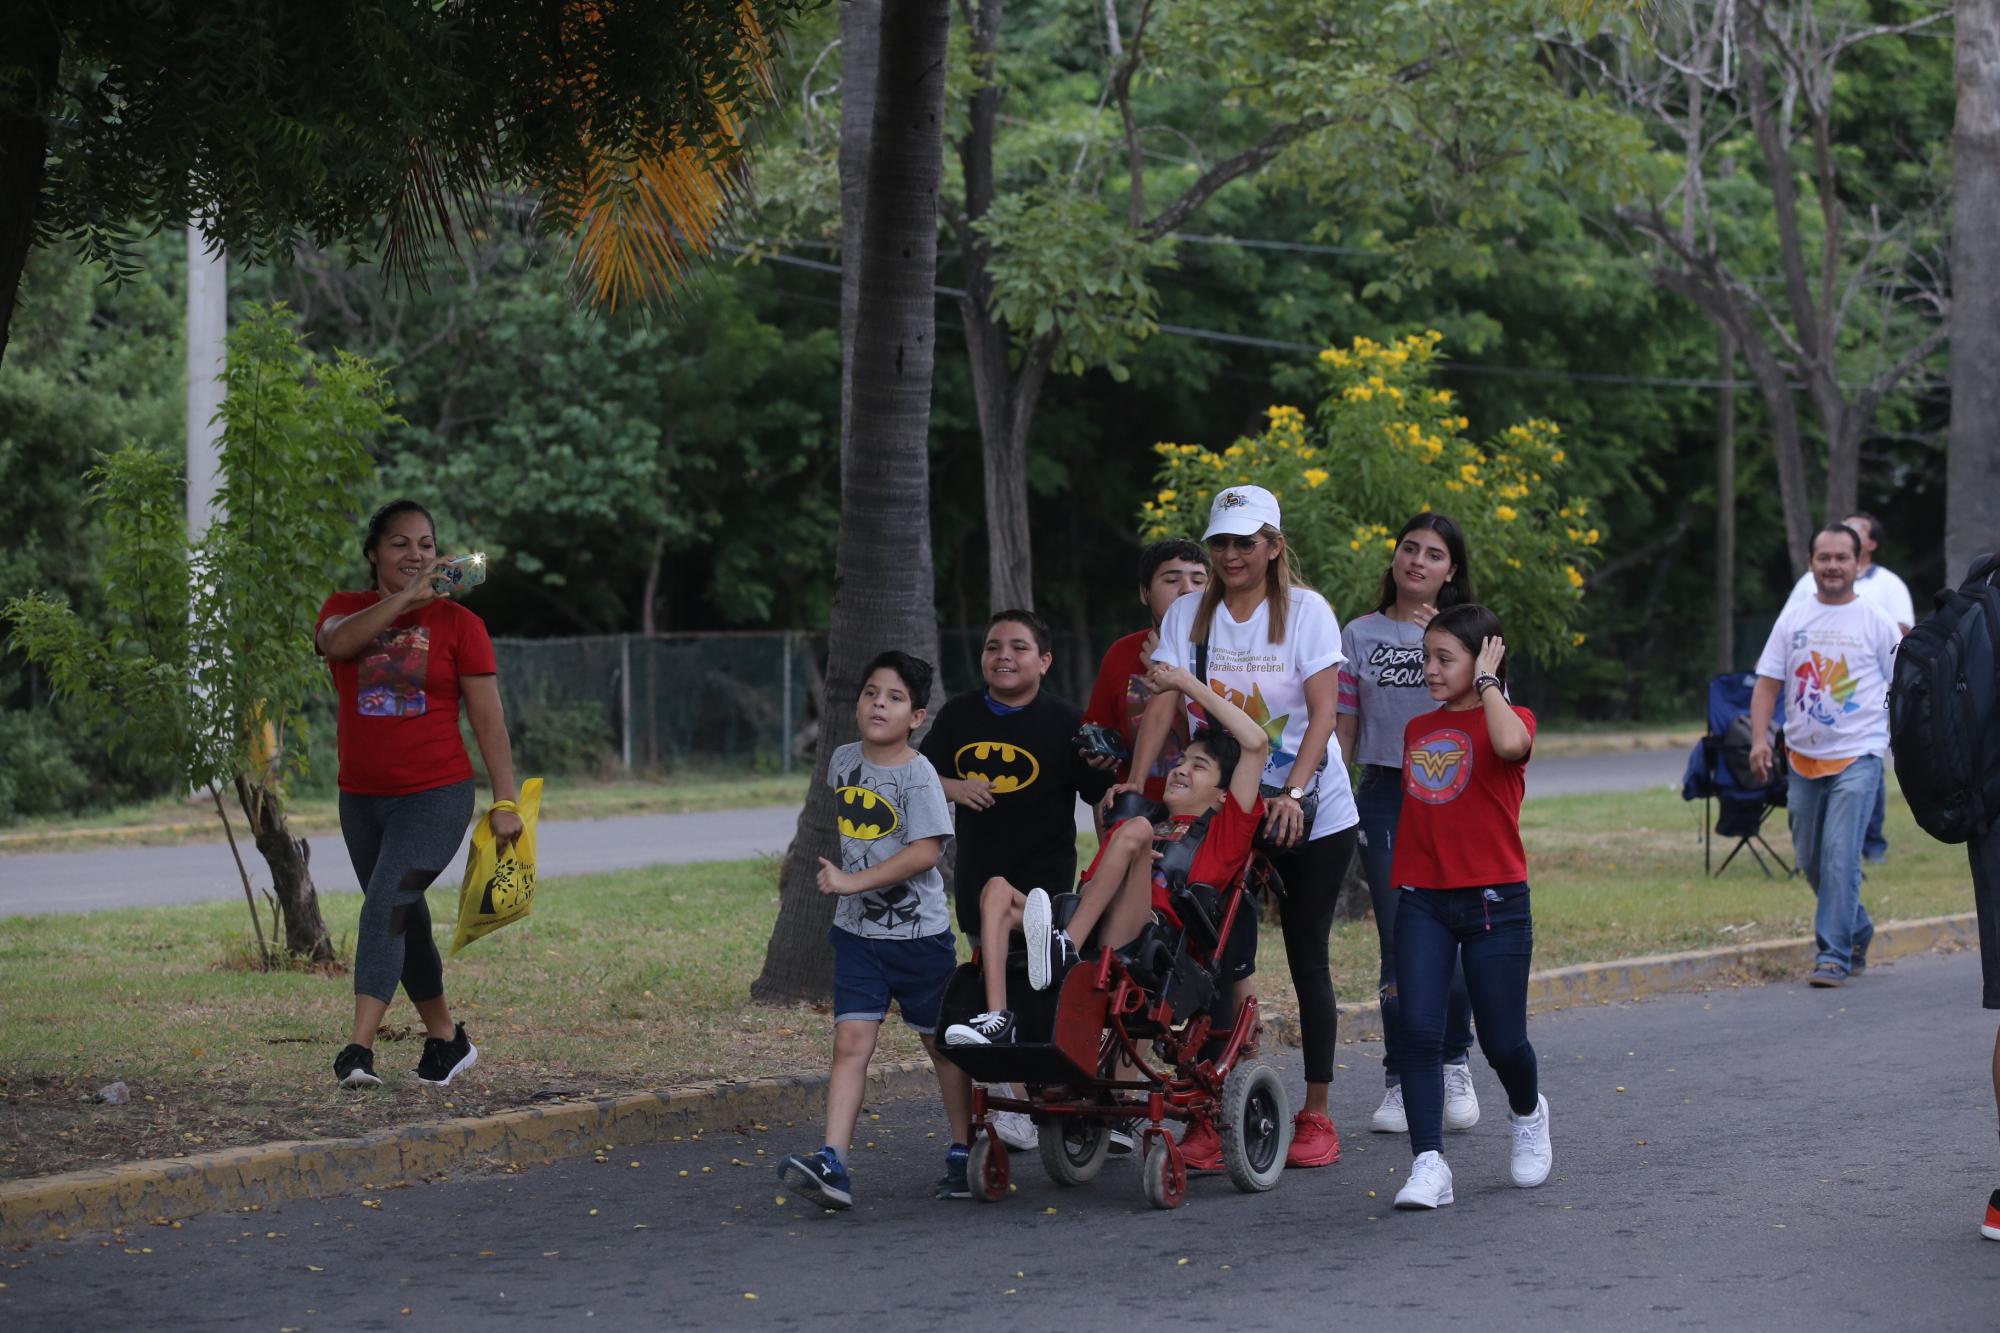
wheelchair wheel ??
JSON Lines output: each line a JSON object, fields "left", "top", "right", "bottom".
{"left": 1038, "top": 1116, "right": 1110, "bottom": 1187}
{"left": 968, "top": 1130, "right": 1009, "bottom": 1203}
{"left": 1219, "top": 1063, "right": 1290, "bottom": 1193}
{"left": 1141, "top": 1137, "right": 1187, "bottom": 1210}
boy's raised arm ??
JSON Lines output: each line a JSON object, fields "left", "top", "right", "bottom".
{"left": 1146, "top": 662, "right": 1268, "bottom": 808}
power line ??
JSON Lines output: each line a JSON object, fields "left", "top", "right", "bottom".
{"left": 723, "top": 240, "right": 1780, "bottom": 389}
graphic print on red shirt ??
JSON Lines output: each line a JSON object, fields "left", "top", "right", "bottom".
{"left": 359, "top": 626, "right": 432, "bottom": 716}
{"left": 1390, "top": 704, "right": 1536, "bottom": 890}
{"left": 318, "top": 591, "right": 498, "bottom": 797}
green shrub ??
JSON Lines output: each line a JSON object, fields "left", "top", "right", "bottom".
{"left": 460, "top": 694, "right": 616, "bottom": 782}
{"left": 0, "top": 709, "right": 92, "bottom": 824}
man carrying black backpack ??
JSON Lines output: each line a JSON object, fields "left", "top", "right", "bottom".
{"left": 1887, "top": 549, "right": 2000, "bottom": 1241}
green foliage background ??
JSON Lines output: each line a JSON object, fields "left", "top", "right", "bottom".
{"left": 0, "top": 0, "right": 1957, "bottom": 818}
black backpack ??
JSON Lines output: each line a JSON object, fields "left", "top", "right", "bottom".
{"left": 1888, "top": 554, "right": 2000, "bottom": 843}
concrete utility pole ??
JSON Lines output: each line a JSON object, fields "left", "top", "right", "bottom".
{"left": 186, "top": 226, "right": 226, "bottom": 541}
{"left": 1950, "top": 0, "right": 2000, "bottom": 584}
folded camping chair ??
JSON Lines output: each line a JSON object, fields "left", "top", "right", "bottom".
{"left": 1680, "top": 672, "right": 1793, "bottom": 878}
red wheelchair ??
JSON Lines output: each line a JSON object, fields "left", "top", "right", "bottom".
{"left": 937, "top": 856, "right": 1291, "bottom": 1210}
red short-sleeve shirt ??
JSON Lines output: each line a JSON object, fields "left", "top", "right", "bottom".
{"left": 1082, "top": 628, "right": 1185, "bottom": 801}
{"left": 317, "top": 591, "right": 498, "bottom": 796}
{"left": 1389, "top": 704, "right": 1536, "bottom": 889}
{"left": 1080, "top": 790, "right": 1265, "bottom": 909}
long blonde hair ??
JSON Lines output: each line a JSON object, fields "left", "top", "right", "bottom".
{"left": 1191, "top": 524, "right": 1311, "bottom": 647}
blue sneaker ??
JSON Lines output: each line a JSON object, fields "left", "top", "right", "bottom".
{"left": 935, "top": 1143, "right": 971, "bottom": 1200}
{"left": 778, "top": 1146, "right": 853, "bottom": 1210}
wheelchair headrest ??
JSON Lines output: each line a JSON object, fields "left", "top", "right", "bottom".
{"left": 1105, "top": 790, "right": 1165, "bottom": 827}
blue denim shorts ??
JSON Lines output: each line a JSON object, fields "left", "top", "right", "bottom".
{"left": 830, "top": 927, "right": 959, "bottom": 1032}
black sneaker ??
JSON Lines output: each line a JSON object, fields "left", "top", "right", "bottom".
{"left": 334, "top": 1044, "right": 381, "bottom": 1089}
{"left": 778, "top": 1147, "right": 853, "bottom": 1210}
{"left": 934, "top": 1144, "right": 971, "bottom": 1200}
{"left": 944, "top": 1010, "right": 1017, "bottom": 1046}
{"left": 1107, "top": 1118, "right": 1140, "bottom": 1157}
{"left": 1851, "top": 925, "right": 1874, "bottom": 975}
{"left": 414, "top": 1023, "right": 479, "bottom": 1086}
{"left": 1025, "top": 889, "right": 1079, "bottom": 991}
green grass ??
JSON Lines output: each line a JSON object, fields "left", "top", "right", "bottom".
{"left": 0, "top": 771, "right": 811, "bottom": 853}
{"left": 0, "top": 781, "right": 1973, "bottom": 1181}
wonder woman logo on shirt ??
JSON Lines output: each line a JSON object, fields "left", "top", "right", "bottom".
{"left": 1405, "top": 728, "right": 1474, "bottom": 805}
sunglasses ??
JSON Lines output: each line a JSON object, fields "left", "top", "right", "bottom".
{"left": 1205, "top": 534, "right": 1269, "bottom": 554}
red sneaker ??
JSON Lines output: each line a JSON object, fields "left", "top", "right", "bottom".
{"left": 1286, "top": 1110, "right": 1342, "bottom": 1168}
{"left": 1983, "top": 1189, "right": 2000, "bottom": 1241}
{"left": 1177, "top": 1118, "right": 1223, "bottom": 1171}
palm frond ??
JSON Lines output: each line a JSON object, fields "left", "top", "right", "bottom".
{"left": 561, "top": 2, "right": 775, "bottom": 311}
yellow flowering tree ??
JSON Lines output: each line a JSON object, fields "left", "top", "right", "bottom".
{"left": 1143, "top": 332, "right": 1601, "bottom": 665}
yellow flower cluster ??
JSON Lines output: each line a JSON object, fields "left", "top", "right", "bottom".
{"left": 1348, "top": 521, "right": 1393, "bottom": 551}
{"left": 1145, "top": 330, "right": 1601, "bottom": 657}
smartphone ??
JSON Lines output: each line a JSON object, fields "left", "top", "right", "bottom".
{"left": 430, "top": 552, "right": 488, "bottom": 597}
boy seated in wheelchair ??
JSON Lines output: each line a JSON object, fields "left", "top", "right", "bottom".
{"left": 945, "top": 660, "right": 1268, "bottom": 1046}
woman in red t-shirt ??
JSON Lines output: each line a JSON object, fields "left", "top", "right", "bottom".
{"left": 1386, "top": 603, "right": 1553, "bottom": 1211}
{"left": 315, "top": 500, "right": 522, "bottom": 1091}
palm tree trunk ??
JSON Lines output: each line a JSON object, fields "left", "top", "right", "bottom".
{"left": 1950, "top": 0, "right": 2000, "bottom": 584}
{"left": 753, "top": 0, "right": 950, "bottom": 1003}
{"left": 0, "top": 8, "right": 58, "bottom": 371}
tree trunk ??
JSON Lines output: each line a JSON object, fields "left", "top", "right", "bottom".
{"left": 836, "top": 0, "right": 881, "bottom": 447}
{"left": 235, "top": 774, "right": 335, "bottom": 963}
{"left": 1738, "top": 329, "right": 1815, "bottom": 577}
{"left": 953, "top": 0, "right": 1039, "bottom": 613}
{"left": 1950, "top": 0, "right": 2000, "bottom": 585}
{"left": 1714, "top": 330, "right": 1737, "bottom": 673}
{"left": 0, "top": 8, "right": 58, "bottom": 371}
{"left": 753, "top": 0, "right": 950, "bottom": 1004}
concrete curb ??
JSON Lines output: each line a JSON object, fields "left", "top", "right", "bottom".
{"left": 3, "top": 912, "right": 1977, "bottom": 1246}
{"left": 0, "top": 1061, "right": 937, "bottom": 1248}
{"left": 1265, "top": 912, "right": 1980, "bottom": 1049}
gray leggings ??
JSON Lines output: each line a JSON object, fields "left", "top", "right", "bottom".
{"left": 339, "top": 780, "right": 474, "bottom": 1004}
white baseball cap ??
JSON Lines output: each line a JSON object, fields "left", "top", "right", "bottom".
{"left": 1203, "top": 485, "right": 1282, "bottom": 540}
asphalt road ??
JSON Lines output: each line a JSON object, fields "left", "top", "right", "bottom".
{"left": 0, "top": 747, "right": 1689, "bottom": 919}
{"left": 8, "top": 949, "right": 1996, "bottom": 1331}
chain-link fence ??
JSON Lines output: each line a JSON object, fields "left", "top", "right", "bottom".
{"left": 492, "top": 627, "right": 1123, "bottom": 773}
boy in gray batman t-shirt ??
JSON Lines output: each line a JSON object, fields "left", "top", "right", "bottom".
{"left": 829, "top": 743, "right": 954, "bottom": 939}
{"left": 778, "top": 651, "right": 972, "bottom": 1215}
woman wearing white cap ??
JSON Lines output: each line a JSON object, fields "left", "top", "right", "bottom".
{"left": 1119, "top": 484, "right": 1361, "bottom": 1170}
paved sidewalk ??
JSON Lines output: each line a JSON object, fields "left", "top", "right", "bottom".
{"left": 6, "top": 949, "right": 1995, "bottom": 1329}
{"left": 0, "top": 747, "right": 1688, "bottom": 918}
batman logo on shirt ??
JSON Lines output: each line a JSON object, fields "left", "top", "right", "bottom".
{"left": 954, "top": 741, "right": 1041, "bottom": 793}
{"left": 859, "top": 884, "right": 922, "bottom": 929}
{"left": 836, "top": 785, "right": 901, "bottom": 841}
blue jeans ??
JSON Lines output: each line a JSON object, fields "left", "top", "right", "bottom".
{"left": 1355, "top": 765, "right": 1472, "bottom": 1084}
{"left": 1863, "top": 763, "right": 1888, "bottom": 863}
{"left": 1788, "top": 755, "right": 1879, "bottom": 974}
{"left": 1394, "top": 885, "right": 1541, "bottom": 1156}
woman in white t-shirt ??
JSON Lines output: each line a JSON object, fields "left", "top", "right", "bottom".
{"left": 1121, "top": 484, "right": 1361, "bottom": 1171}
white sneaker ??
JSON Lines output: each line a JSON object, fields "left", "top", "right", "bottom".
{"left": 992, "top": 1109, "right": 1038, "bottom": 1151}
{"left": 1443, "top": 1062, "right": 1481, "bottom": 1130}
{"left": 1393, "top": 1150, "right": 1454, "bottom": 1209}
{"left": 1508, "top": 1093, "right": 1553, "bottom": 1187}
{"left": 1023, "top": 889, "right": 1055, "bottom": 990}
{"left": 1370, "top": 1084, "right": 1407, "bottom": 1134}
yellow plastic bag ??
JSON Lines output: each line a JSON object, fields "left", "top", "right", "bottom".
{"left": 451, "top": 777, "right": 543, "bottom": 957}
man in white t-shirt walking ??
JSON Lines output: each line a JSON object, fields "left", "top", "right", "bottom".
{"left": 1780, "top": 511, "right": 1913, "bottom": 865}
{"left": 1750, "top": 524, "right": 1903, "bottom": 986}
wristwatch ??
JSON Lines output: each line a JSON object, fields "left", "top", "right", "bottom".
{"left": 1285, "top": 785, "right": 1307, "bottom": 801}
